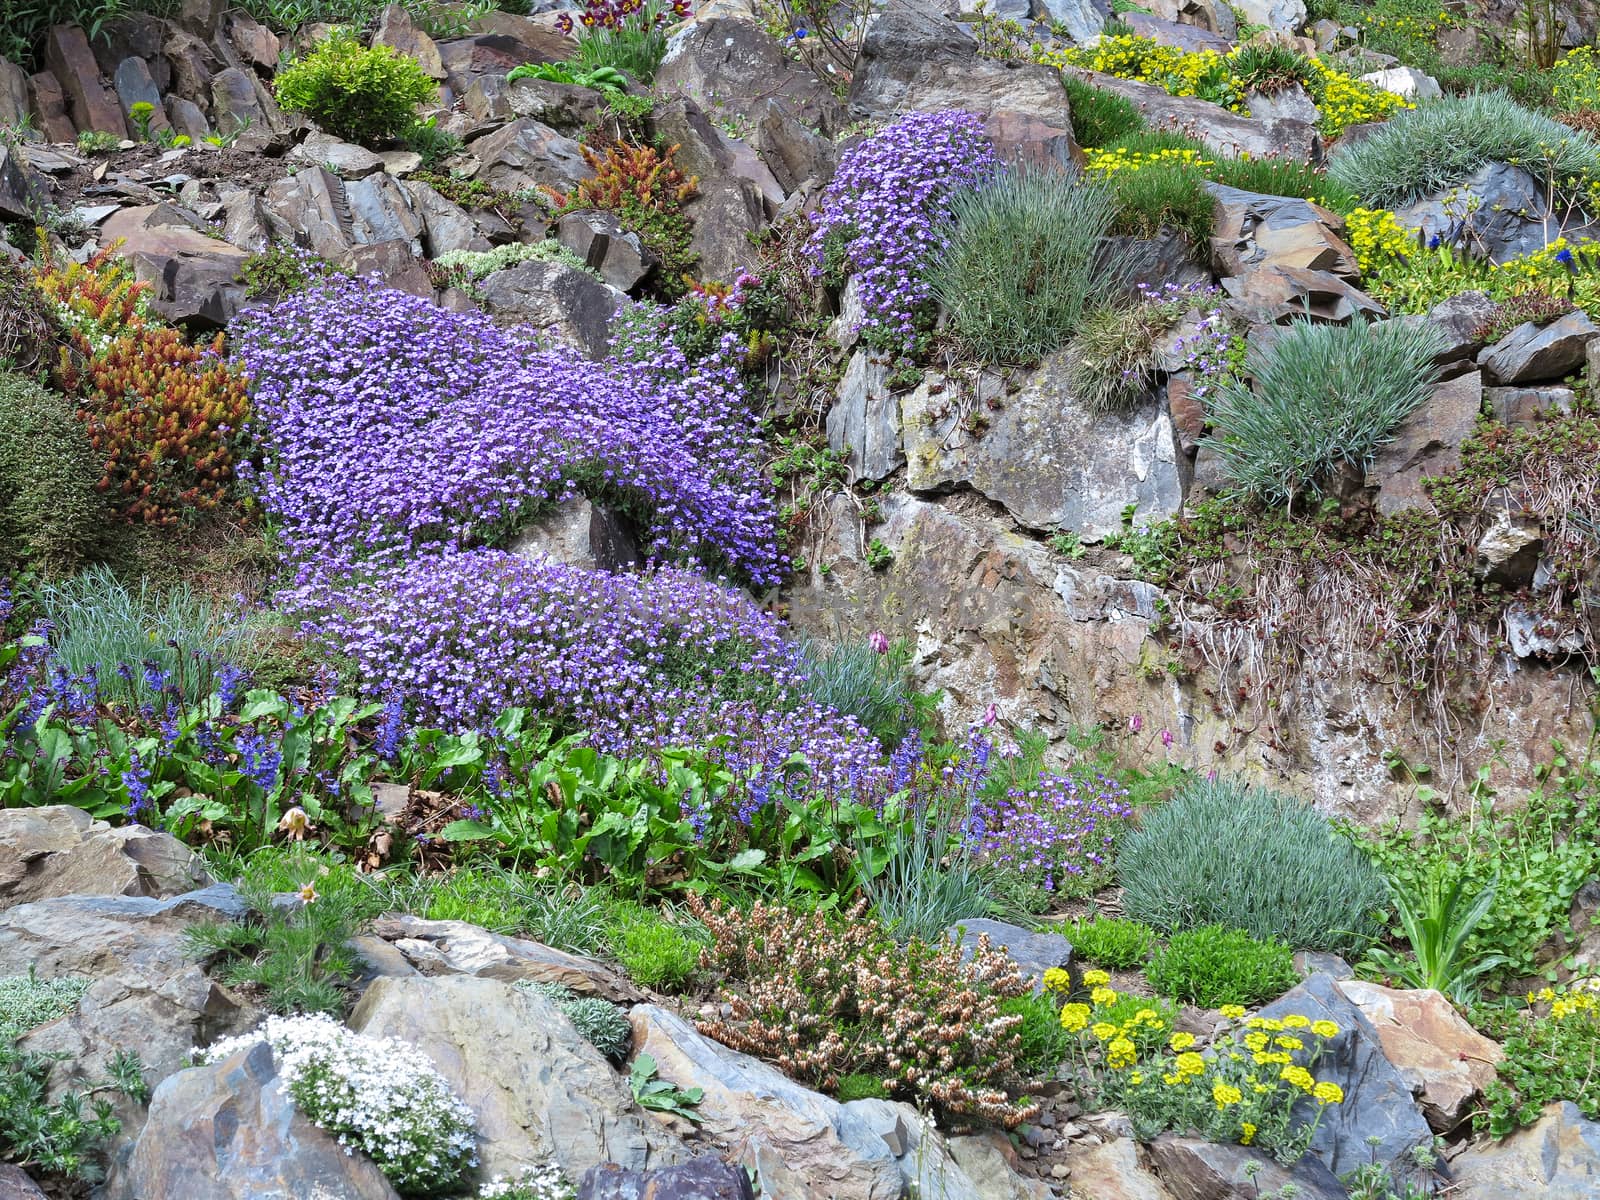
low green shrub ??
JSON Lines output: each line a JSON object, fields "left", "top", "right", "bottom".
{"left": 1477, "top": 981, "right": 1600, "bottom": 1136}
{"left": 1147, "top": 924, "right": 1300, "bottom": 1008}
{"left": 0, "top": 371, "right": 114, "bottom": 574}
{"left": 1061, "top": 915, "right": 1157, "bottom": 969}
{"left": 0, "top": 973, "right": 89, "bottom": 1042}
{"left": 928, "top": 164, "right": 1123, "bottom": 363}
{"left": 1202, "top": 317, "right": 1446, "bottom": 510}
{"left": 1328, "top": 91, "right": 1600, "bottom": 209}
{"left": 835, "top": 1073, "right": 890, "bottom": 1101}
{"left": 274, "top": 27, "right": 439, "bottom": 146}
{"left": 395, "top": 866, "right": 610, "bottom": 954}
{"left": 1102, "top": 160, "right": 1217, "bottom": 248}
{"left": 605, "top": 901, "right": 704, "bottom": 991}
{"left": 1117, "top": 775, "right": 1388, "bottom": 954}
{"left": 1000, "top": 990, "right": 1075, "bottom": 1077}
{"left": 1060, "top": 75, "right": 1145, "bottom": 148}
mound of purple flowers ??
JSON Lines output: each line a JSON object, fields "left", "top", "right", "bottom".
{"left": 969, "top": 771, "right": 1133, "bottom": 893}
{"left": 234, "top": 276, "right": 783, "bottom": 589}
{"left": 807, "top": 110, "right": 999, "bottom": 351}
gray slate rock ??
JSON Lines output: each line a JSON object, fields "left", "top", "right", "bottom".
{"left": 351, "top": 975, "right": 687, "bottom": 1182}
{"left": 1257, "top": 972, "right": 1433, "bottom": 1180}
{"left": 1146, "top": 1132, "right": 1346, "bottom": 1200}
{"left": 1451, "top": 1101, "right": 1600, "bottom": 1199}
{"left": 476, "top": 257, "right": 625, "bottom": 359}
{"left": 120, "top": 1042, "right": 399, "bottom": 1200}
{"left": 1395, "top": 162, "right": 1600, "bottom": 265}
{"left": 580, "top": 1155, "right": 756, "bottom": 1200}
{"left": 628, "top": 1004, "right": 902, "bottom": 1200}
{"left": 468, "top": 117, "right": 592, "bottom": 194}
{"left": 826, "top": 349, "right": 904, "bottom": 483}
{"left": 657, "top": 18, "right": 847, "bottom": 138}
{"left": 1478, "top": 310, "right": 1600, "bottom": 384}
{"left": 945, "top": 918, "right": 1072, "bottom": 990}
{"left": 558, "top": 209, "right": 656, "bottom": 291}
{"left": 0, "top": 1165, "right": 47, "bottom": 1200}
{"left": 0, "top": 805, "right": 210, "bottom": 912}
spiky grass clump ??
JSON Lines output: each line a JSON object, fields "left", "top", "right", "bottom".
{"left": 1202, "top": 318, "right": 1446, "bottom": 509}
{"left": 1061, "top": 75, "right": 1146, "bottom": 148}
{"left": 929, "top": 165, "right": 1123, "bottom": 364}
{"left": 1117, "top": 776, "right": 1388, "bottom": 954}
{"left": 1327, "top": 91, "right": 1600, "bottom": 208}
{"left": 1103, "top": 161, "right": 1218, "bottom": 249}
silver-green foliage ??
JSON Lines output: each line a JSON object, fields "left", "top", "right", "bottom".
{"left": 31, "top": 565, "right": 259, "bottom": 707}
{"left": 0, "top": 973, "right": 90, "bottom": 1042}
{"left": 928, "top": 165, "right": 1124, "bottom": 364}
{"left": 1203, "top": 318, "right": 1445, "bottom": 510}
{"left": 1118, "top": 776, "right": 1389, "bottom": 954}
{"left": 432, "top": 240, "right": 597, "bottom": 282}
{"left": 515, "top": 982, "right": 631, "bottom": 1059}
{"left": 1327, "top": 91, "right": 1600, "bottom": 208}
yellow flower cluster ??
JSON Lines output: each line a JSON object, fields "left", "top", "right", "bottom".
{"left": 1306, "top": 59, "right": 1411, "bottom": 138}
{"left": 1528, "top": 979, "right": 1600, "bottom": 1020}
{"left": 1553, "top": 46, "right": 1600, "bottom": 112}
{"left": 1085, "top": 146, "right": 1216, "bottom": 177}
{"left": 1343, "top": 207, "right": 1413, "bottom": 274}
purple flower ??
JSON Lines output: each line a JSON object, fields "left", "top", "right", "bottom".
{"left": 1557, "top": 246, "right": 1577, "bottom": 269}
{"left": 1129, "top": 713, "right": 1144, "bottom": 734}
{"left": 868, "top": 630, "right": 890, "bottom": 655}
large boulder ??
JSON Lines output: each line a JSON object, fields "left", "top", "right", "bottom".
{"left": 656, "top": 18, "right": 846, "bottom": 138}
{"left": 1335, "top": 980, "right": 1502, "bottom": 1131}
{"left": 1256, "top": 972, "right": 1434, "bottom": 1180}
{"left": 119, "top": 1042, "right": 399, "bottom": 1200}
{"left": 0, "top": 887, "right": 256, "bottom": 1114}
{"left": 850, "top": 13, "right": 1079, "bottom": 165}
{"left": 827, "top": 350, "right": 904, "bottom": 483}
{"left": 1367, "top": 369, "right": 1482, "bottom": 516}
{"left": 0, "top": 806, "right": 210, "bottom": 911}
{"left": 579, "top": 1156, "right": 755, "bottom": 1200}
{"left": 627, "top": 1004, "right": 903, "bottom": 1200}
{"left": 467, "top": 117, "right": 592, "bottom": 194}
{"left": 368, "top": 913, "right": 643, "bottom": 1000}
{"left": 350, "top": 975, "right": 687, "bottom": 1181}
{"left": 1452, "top": 1101, "right": 1600, "bottom": 1199}
{"left": 900, "top": 352, "right": 1185, "bottom": 538}
{"left": 1146, "top": 1133, "right": 1346, "bottom": 1200}
{"left": 475, "top": 258, "right": 625, "bottom": 358}
{"left": 1478, "top": 310, "right": 1600, "bottom": 385}
{"left": 99, "top": 202, "right": 250, "bottom": 328}
{"left": 1395, "top": 162, "right": 1600, "bottom": 265}
{"left": 1062, "top": 1137, "right": 1175, "bottom": 1200}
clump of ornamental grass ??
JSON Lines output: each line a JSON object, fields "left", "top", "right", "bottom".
{"left": 1060, "top": 75, "right": 1146, "bottom": 148}
{"left": 929, "top": 164, "right": 1124, "bottom": 364}
{"left": 807, "top": 109, "right": 1001, "bottom": 352}
{"left": 1064, "top": 283, "right": 1203, "bottom": 414}
{"left": 690, "top": 896, "right": 1041, "bottom": 1126}
{"left": 1328, "top": 91, "right": 1600, "bottom": 209}
{"left": 1202, "top": 317, "right": 1447, "bottom": 511}
{"left": 201, "top": 1015, "right": 477, "bottom": 1195}
{"left": 1117, "top": 775, "right": 1388, "bottom": 954}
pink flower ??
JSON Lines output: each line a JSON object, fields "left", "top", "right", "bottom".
{"left": 1160, "top": 728, "right": 1174, "bottom": 748}
{"left": 982, "top": 702, "right": 999, "bottom": 726}
{"left": 869, "top": 630, "right": 890, "bottom": 655}
{"left": 1128, "top": 713, "right": 1144, "bottom": 734}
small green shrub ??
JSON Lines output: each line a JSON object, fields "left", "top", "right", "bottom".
{"left": 1328, "top": 91, "right": 1600, "bottom": 209}
{"left": 240, "top": 243, "right": 347, "bottom": 300}
{"left": 1147, "top": 925, "right": 1300, "bottom": 1008}
{"left": 401, "top": 115, "right": 463, "bottom": 170}
{"left": 274, "top": 28, "right": 439, "bottom": 146}
{"left": 0, "top": 371, "right": 114, "bottom": 574}
{"left": 1117, "top": 775, "right": 1388, "bottom": 954}
{"left": 1202, "top": 317, "right": 1446, "bottom": 510}
{"left": 516, "top": 981, "right": 631, "bottom": 1058}
{"left": 0, "top": 1040, "right": 142, "bottom": 1183}
{"left": 1061, "top": 75, "right": 1145, "bottom": 148}
{"left": 1000, "top": 990, "right": 1075, "bottom": 1077}
{"left": 431, "top": 240, "right": 596, "bottom": 284}
{"left": 1551, "top": 46, "right": 1600, "bottom": 114}
{"left": 1227, "top": 43, "right": 1314, "bottom": 94}
{"left": 928, "top": 165, "right": 1123, "bottom": 364}
{"left": 1062, "top": 915, "right": 1157, "bottom": 969}
{"left": 606, "top": 902, "right": 704, "bottom": 991}
{"left": 385, "top": 864, "right": 610, "bottom": 954}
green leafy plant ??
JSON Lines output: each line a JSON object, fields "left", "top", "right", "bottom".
{"left": 1118, "top": 776, "right": 1388, "bottom": 954}
{"left": 861, "top": 787, "right": 990, "bottom": 944}
{"left": 274, "top": 28, "right": 439, "bottom": 146}
{"left": 1000, "top": 990, "right": 1075, "bottom": 1077}
{"left": 74, "top": 130, "right": 121, "bottom": 155}
{"left": 431, "top": 240, "right": 596, "bottom": 285}
{"left": 628, "top": 1052, "right": 704, "bottom": 1120}
{"left": 1147, "top": 924, "right": 1301, "bottom": 1008}
{"left": 401, "top": 115, "right": 463, "bottom": 170}
{"left": 0, "top": 1038, "right": 142, "bottom": 1183}
{"left": 240, "top": 243, "right": 348, "bottom": 300}
{"left": 1061, "top": 914, "right": 1157, "bottom": 969}
{"left": 1478, "top": 981, "right": 1600, "bottom": 1136}
{"left": 928, "top": 164, "right": 1124, "bottom": 364}
{"left": 1203, "top": 317, "right": 1447, "bottom": 511}
{"left": 864, "top": 537, "right": 894, "bottom": 570}
{"left": 1327, "top": 90, "right": 1600, "bottom": 209}
{"left": 605, "top": 901, "right": 704, "bottom": 991}
{"left": 1360, "top": 868, "right": 1508, "bottom": 1004}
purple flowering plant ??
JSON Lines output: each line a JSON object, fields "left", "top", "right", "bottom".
{"left": 808, "top": 110, "right": 1001, "bottom": 352}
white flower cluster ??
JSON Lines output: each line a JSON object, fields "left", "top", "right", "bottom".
{"left": 200, "top": 1014, "right": 478, "bottom": 1194}
{"left": 477, "top": 1161, "right": 575, "bottom": 1200}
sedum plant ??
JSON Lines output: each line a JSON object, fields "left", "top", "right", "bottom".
{"left": 274, "top": 28, "right": 438, "bottom": 146}
{"left": 1202, "top": 317, "right": 1446, "bottom": 511}
{"left": 201, "top": 1014, "right": 477, "bottom": 1195}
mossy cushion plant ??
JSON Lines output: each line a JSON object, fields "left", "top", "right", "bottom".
{"left": 274, "top": 27, "right": 438, "bottom": 146}
{"left": 0, "top": 369, "right": 115, "bottom": 573}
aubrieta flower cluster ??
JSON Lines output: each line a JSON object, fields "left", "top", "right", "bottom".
{"left": 232, "top": 276, "right": 783, "bottom": 588}
{"left": 201, "top": 1014, "right": 478, "bottom": 1194}
{"left": 969, "top": 771, "right": 1134, "bottom": 893}
{"left": 807, "top": 110, "right": 1000, "bottom": 350}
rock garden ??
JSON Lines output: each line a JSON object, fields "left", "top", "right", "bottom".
{"left": 8, "top": 0, "right": 1600, "bottom": 1197}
